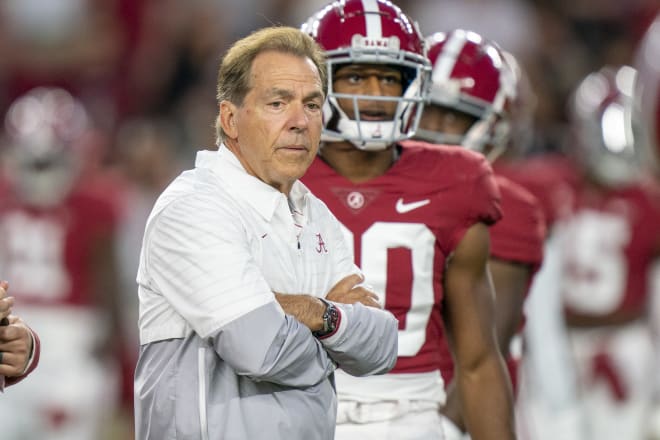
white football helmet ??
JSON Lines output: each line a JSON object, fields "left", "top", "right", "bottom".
{"left": 301, "top": 0, "right": 431, "bottom": 151}
{"left": 569, "top": 65, "right": 643, "bottom": 187}
{"left": 3, "top": 87, "right": 90, "bottom": 206}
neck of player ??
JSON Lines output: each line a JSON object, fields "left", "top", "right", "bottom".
{"left": 318, "top": 141, "right": 400, "bottom": 183}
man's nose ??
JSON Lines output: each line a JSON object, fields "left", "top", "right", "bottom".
{"left": 289, "top": 102, "right": 309, "bottom": 131}
{"left": 364, "top": 75, "right": 387, "bottom": 96}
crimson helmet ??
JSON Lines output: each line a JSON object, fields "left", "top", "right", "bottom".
{"left": 301, "top": 0, "right": 430, "bottom": 151}
{"left": 2, "top": 87, "right": 90, "bottom": 206}
{"left": 490, "top": 50, "right": 538, "bottom": 159}
{"left": 568, "top": 65, "right": 643, "bottom": 187}
{"left": 633, "top": 13, "right": 660, "bottom": 176}
{"left": 416, "top": 29, "right": 508, "bottom": 153}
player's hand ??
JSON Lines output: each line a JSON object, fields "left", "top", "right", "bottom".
{"left": 0, "top": 315, "right": 33, "bottom": 377}
{"left": 326, "top": 274, "right": 382, "bottom": 309}
{"left": 0, "top": 281, "right": 14, "bottom": 322}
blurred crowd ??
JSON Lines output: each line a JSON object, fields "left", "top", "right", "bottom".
{"left": 0, "top": 0, "right": 657, "bottom": 439}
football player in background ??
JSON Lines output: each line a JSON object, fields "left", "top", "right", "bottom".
{"left": 301, "top": 1, "right": 516, "bottom": 439}
{"left": 552, "top": 65, "right": 660, "bottom": 440}
{"left": 634, "top": 13, "right": 660, "bottom": 439}
{"left": 634, "top": 12, "right": 660, "bottom": 179}
{"left": 0, "top": 87, "right": 125, "bottom": 439}
{"left": 414, "top": 30, "right": 546, "bottom": 439}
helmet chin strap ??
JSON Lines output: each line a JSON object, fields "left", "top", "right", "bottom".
{"left": 338, "top": 119, "right": 395, "bottom": 151}
{"left": 413, "top": 128, "right": 463, "bottom": 146}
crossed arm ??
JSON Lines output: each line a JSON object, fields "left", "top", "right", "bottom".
{"left": 274, "top": 273, "right": 382, "bottom": 331}
{"left": 274, "top": 273, "right": 397, "bottom": 377}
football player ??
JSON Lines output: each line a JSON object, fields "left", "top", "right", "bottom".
{"left": 634, "top": 12, "right": 660, "bottom": 179}
{"left": 0, "top": 87, "right": 124, "bottom": 439}
{"left": 301, "top": 2, "right": 516, "bottom": 439}
{"left": 555, "top": 65, "right": 660, "bottom": 440}
{"left": 414, "top": 30, "right": 546, "bottom": 439}
{"left": 634, "top": 13, "right": 660, "bottom": 439}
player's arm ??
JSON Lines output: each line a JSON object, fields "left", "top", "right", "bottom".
{"left": 443, "top": 223, "right": 516, "bottom": 440}
{"left": 91, "top": 227, "right": 124, "bottom": 358}
{"left": 490, "top": 258, "right": 530, "bottom": 359}
{"left": 441, "top": 258, "right": 529, "bottom": 435}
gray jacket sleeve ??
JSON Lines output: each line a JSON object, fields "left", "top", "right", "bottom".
{"left": 319, "top": 302, "right": 398, "bottom": 377}
{"left": 209, "top": 301, "right": 336, "bottom": 387}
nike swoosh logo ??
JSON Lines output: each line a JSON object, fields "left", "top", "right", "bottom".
{"left": 395, "top": 198, "right": 430, "bottom": 213}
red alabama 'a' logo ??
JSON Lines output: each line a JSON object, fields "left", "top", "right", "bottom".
{"left": 316, "top": 233, "right": 328, "bottom": 253}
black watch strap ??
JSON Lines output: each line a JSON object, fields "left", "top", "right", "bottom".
{"left": 312, "top": 298, "right": 339, "bottom": 338}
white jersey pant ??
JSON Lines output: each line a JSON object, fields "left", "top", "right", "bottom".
{"left": 335, "top": 400, "right": 444, "bottom": 440}
{"left": 439, "top": 415, "right": 471, "bottom": 440}
{"left": 569, "top": 321, "right": 655, "bottom": 440}
{"left": 0, "top": 308, "right": 120, "bottom": 440}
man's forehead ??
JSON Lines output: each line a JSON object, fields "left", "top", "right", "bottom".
{"left": 250, "top": 53, "right": 321, "bottom": 82}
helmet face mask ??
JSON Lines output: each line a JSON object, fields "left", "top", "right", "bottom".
{"left": 302, "top": 0, "right": 431, "bottom": 151}
{"left": 416, "top": 103, "right": 479, "bottom": 146}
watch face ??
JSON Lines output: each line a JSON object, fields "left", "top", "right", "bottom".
{"left": 314, "top": 301, "right": 339, "bottom": 338}
{"left": 326, "top": 305, "right": 339, "bottom": 332}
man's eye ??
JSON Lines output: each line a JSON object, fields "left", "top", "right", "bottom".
{"left": 306, "top": 102, "right": 322, "bottom": 111}
{"left": 269, "top": 101, "right": 284, "bottom": 108}
{"left": 381, "top": 75, "right": 402, "bottom": 85}
{"left": 347, "top": 74, "right": 364, "bottom": 84}
{"left": 334, "top": 73, "right": 363, "bottom": 84}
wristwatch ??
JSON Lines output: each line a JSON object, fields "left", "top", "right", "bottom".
{"left": 313, "top": 298, "right": 339, "bottom": 338}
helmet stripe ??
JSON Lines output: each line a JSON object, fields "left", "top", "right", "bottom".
{"left": 362, "top": 0, "right": 382, "bottom": 39}
{"left": 432, "top": 30, "right": 467, "bottom": 83}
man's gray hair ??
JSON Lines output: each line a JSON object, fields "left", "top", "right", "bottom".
{"left": 215, "top": 26, "right": 327, "bottom": 144}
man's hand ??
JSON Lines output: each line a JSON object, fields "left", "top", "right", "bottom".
{"left": 0, "top": 315, "right": 33, "bottom": 377}
{"left": 0, "top": 280, "right": 14, "bottom": 323}
{"left": 326, "top": 273, "right": 381, "bottom": 309}
{"left": 274, "top": 293, "right": 326, "bottom": 332}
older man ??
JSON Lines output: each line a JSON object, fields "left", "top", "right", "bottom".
{"left": 134, "top": 26, "right": 398, "bottom": 440}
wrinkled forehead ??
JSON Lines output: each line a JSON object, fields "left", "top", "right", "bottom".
{"left": 250, "top": 52, "right": 322, "bottom": 89}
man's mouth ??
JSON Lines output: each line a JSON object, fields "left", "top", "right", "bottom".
{"left": 358, "top": 111, "right": 390, "bottom": 121}
{"left": 279, "top": 144, "right": 308, "bottom": 151}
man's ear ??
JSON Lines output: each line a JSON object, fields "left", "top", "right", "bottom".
{"left": 219, "top": 100, "right": 238, "bottom": 139}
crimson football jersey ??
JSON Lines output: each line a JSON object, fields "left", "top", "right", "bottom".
{"left": 491, "top": 175, "right": 546, "bottom": 269}
{"left": 436, "top": 173, "right": 546, "bottom": 390}
{"left": 494, "top": 154, "right": 580, "bottom": 230}
{"left": 302, "top": 140, "right": 501, "bottom": 374}
{"left": 0, "top": 185, "right": 118, "bottom": 308}
{"left": 560, "top": 180, "right": 660, "bottom": 320}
